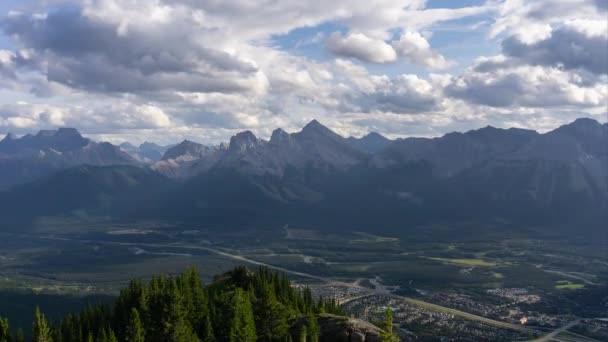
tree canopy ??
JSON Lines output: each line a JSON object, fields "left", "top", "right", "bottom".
{"left": 0, "top": 267, "right": 345, "bottom": 342}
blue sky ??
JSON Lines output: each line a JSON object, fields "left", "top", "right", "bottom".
{"left": 0, "top": 0, "right": 606, "bottom": 144}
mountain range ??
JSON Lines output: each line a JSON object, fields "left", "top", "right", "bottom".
{"left": 0, "top": 118, "right": 606, "bottom": 237}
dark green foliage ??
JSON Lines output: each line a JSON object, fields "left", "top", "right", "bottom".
{"left": 305, "top": 312, "right": 319, "bottom": 342}
{"left": 227, "top": 289, "right": 256, "bottom": 342}
{"left": 14, "top": 329, "right": 24, "bottom": 342}
{"left": 125, "top": 309, "right": 145, "bottom": 342}
{"left": 32, "top": 308, "right": 53, "bottom": 342}
{"left": 0, "top": 317, "right": 11, "bottom": 342}
{"left": 380, "top": 308, "right": 399, "bottom": 342}
{"left": 21, "top": 267, "right": 341, "bottom": 342}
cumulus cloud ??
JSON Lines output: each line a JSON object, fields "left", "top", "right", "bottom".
{"left": 0, "top": 0, "right": 605, "bottom": 143}
{"left": 326, "top": 32, "right": 397, "bottom": 63}
{"left": 392, "top": 31, "right": 450, "bottom": 69}
{"left": 490, "top": 0, "right": 604, "bottom": 42}
{"left": 2, "top": 5, "right": 266, "bottom": 96}
{"left": 595, "top": 0, "right": 608, "bottom": 10}
{"left": 362, "top": 75, "right": 439, "bottom": 113}
{"left": 0, "top": 50, "right": 17, "bottom": 79}
{"left": 329, "top": 59, "right": 440, "bottom": 114}
{"left": 501, "top": 21, "right": 608, "bottom": 74}
{"left": 0, "top": 101, "right": 174, "bottom": 135}
{"left": 325, "top": 30, "right": 452, "bottom": 68}
{"left": 445, "top": 64, "right": 606, "bottom": 108}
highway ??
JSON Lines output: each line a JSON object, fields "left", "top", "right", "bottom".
{"left": 25, "top": 233, "right": 541, "bottom": 335}
{"left": 525, "top": 319, "right": 601, "bottom": 342}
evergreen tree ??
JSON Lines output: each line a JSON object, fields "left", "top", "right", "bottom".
{"left": 254, "top": 283, "right": 291, "bottom": 341}
{"left": 305, "top": 312, "right": 319, "bottom": 342}
{"left": 126, "top": 308, "right": 145, "bottom": 342}
{"left": 228, "top": 288, "right": 257, "bottom": 342}
{"left": 13, "top": 329, "right": 23, "bottom": 342}
{"left": 108, "top": 329, "right": 118, "bottom": 342}
{"left": 161, "top": 279, "right": 199, "bottom": 342}
{"left": 6, "top": 267, "right": 346, "bottom": 342}
{"left": 298, "top": 325, "right": 307, "bottom": 342}
{"left": 0, "top": 317, "right": 10, "bottom": 342}
{"left": 380, "top": 308, "right": 399, "bottom": 342}
{"left": 32, "top": 307, "right": 53, "bottom": 342}
{"left": 200, "top": 315, "right": 215, "bottom": 342}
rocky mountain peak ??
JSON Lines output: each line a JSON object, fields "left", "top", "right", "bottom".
{"left": 120, "top": 142, "right": 136, "bottom": 150}
{"left": 161, "top": 140, "right": 206, "bottom": 160}
{"left": 228, "top": 130, "right": 260, "bottom": 153}
{"left": 32, "top": 127, "right": 89, "bottom": 152}
{"left": 1, "top": 132, "right": 17, "bottom": 142}
{"left": 56, "top": 127, "right": 83, "bottom": 138}
{"left": 347, "top": 132, "right": 392, "bottom": 154}
{"left": 36, "top": 130, "right": 56, "bottom": 137}
{"left": 270, "top": 128, "right": 290, "bottom": 144}
{"left": 140, "top": 141, "right": 162, "bottom": 150}
{"left": 554, "top": 117, "right": 604, "bottom": 137}
{"left": 299, "top": 119, "right": 335, "bottom": 137}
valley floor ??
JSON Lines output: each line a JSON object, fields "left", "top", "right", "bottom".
{"left": 0, "top": 221, "right": 606, "bottom": 341}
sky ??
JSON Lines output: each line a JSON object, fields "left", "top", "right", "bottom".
{"left": 0, "top": 0, "right": 606, "bottom": 145}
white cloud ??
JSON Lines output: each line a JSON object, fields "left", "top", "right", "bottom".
{"left": 445, "top": 64, "right": 607, "bottom": 108}
{"left": 326, "top": 32, "right": 397, "bottom": 63}
{"left": 490, "top": 0, "right": 604, "bottom": 43}
{"left": 0, "top": 0, "right": 605, "bottom": 143}
{"left": 392, "top": 31, "right": 450, "bottom": 69}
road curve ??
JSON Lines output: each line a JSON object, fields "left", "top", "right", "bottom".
{"left": 25, "top": 234, "right": 538, "bottom": 335}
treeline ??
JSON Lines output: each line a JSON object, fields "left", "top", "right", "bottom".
{"left": 0, "top": 267, "right": 344, "bottom": 342}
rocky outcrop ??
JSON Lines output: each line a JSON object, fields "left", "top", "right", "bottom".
{"left": 290, "top": 314, "right": 383, "bottom": 342}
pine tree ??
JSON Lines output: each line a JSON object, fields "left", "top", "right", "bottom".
{"left": 13, "top": 329, "right": 23, "bottom": 342}
{"left": 200, "top": 315, "right": 215, "bottom": 342}
{"left": 298, "top": 325, "right": 307, "bottom": 342}
{"left": 32, "top": 307, "right": 53, "bottom": 342}
{"left": 101, "top": 327, "right": 117, "bottom": 342}
{"left": 6, "top": 267, "right": 344, "bottom": 342}
{"left": 254, "top": 283, "right": 291, "bottom": 341}
{"left": 126, "top": 308, "right": 145, "bottom": 342}
{"left": 306, "top": 312, "right": 319, "bottom": 342}
{"left": 229, "top": 288, "right": 257, "bottom": 342}
{"left": 161, "top": 279, "right": 199, "bottom": 342}
{"left": 380, "top": 308, "right": 399, "bottom": 342}
{"left": 0, "top": 317, "right": 10, "bottom": 342}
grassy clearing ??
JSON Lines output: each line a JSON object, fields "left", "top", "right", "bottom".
{"left": 284, "top": 227, "right": 324, "bottom": 240}
{"left": 351, "top": 232, "right": 399, "bottom": 244}
{"left": 429, "top": 257, "right": 498, "bottom": 267}
{"left": 555, "top": 280, "right": 585, "bottom": 290}
{"left": 332, "top": 263, "right": 372, "bottom": 273}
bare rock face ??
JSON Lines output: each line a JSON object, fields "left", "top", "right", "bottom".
{"left": 318, "top": 315, "right": 384, "bottom": 342}
{"left": 335, "top": 330, "right": 350, "bottom": 342}
{"left": 351, "top": 331, "right": 366, "bottom": 342}
{"left": 290, "top": 314, "right": 385, "bottom": 342}
{"left": 365, "top": 333, "right": 382, "bottom": 342}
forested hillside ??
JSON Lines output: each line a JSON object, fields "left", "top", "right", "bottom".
{"left": 0, "top": 267, "right": 394, "bottom": 342}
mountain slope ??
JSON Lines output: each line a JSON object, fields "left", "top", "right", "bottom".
{"left": 347, "top": 132, "right": 392, "bottom": 153}
{"left": 1, "top": 118, "right": 606, "bottom": 236}
{"left": 0, "top": 165, "right": 174, "bottom": 224}
{"left": 372, "top": 126, "right": 539, "bottom": 177}
{"left": 0, "top": 128, "right": 137, "bottom": 190}
{"left": 120, "top": 141, "right": 171, "bottom": 162}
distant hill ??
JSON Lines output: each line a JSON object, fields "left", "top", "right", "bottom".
{"left": 120, "top": 141, "right": 172, "bottom": 162}
{"left": 347, "top": 132, "right": 392, "bottom": 154}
